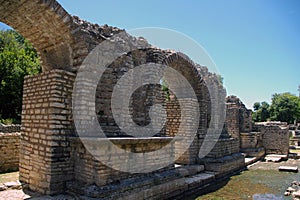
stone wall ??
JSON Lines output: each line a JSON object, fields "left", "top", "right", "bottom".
{"left": 254, "top": 122, "right": 289, "bottom": 155}
{"left": 0, "top": 132, "right": 20, "bottom": 173}
{"left": 225, "top": 95, "right": 252, "bottom": 140}
{"left": 205, "top": 138, "right": 240, "bottom": 159}
{"left": 1, "top": 0, "right": 242, "bottom": 196}
{"left": 240, "top": 132, "right": 264, "bottom": 149}
{"left": 20, "top": 70, "right": 75, "bottom": 194}
{"left": 0, "top": 124, "right": 21, "bottom": 133}
{"left": 70, "top": 137, "right": 174, "bottom": 187}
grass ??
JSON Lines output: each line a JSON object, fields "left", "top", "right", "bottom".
{"left": 195, "top": 170, "right": 274, "bottom": 200}
{"left": 290, "top": 149, "right": 300, "bottom": 154}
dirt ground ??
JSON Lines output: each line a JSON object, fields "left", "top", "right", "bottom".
{"left": 0, "top": 172, "right": 76, "bottom": 200}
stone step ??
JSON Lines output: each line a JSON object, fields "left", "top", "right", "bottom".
{"left": 3, "top": 181, "right": 22, "bottom": 190}
{"left": 184, "top": 172, "right": 215, "bottom": 188}
{"left": 279, "top": 166, "right": 299, "bottom": 173}
{"left": 69, "top": 165, "right": 207, "bottom": 200}
{"left": 245, "top": 157, "right": 258, "bottom": 165}
{"left": 265, "top": 154, "right": 287, "bottom": 162}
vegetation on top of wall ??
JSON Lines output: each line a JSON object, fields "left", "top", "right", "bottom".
{"left": 252, "top": 92, "right": 300, "bottom": 124}
{"left": 161, "top": 79, "right": 170, "bottom": 101}
{"left": 0, "top": 30, "right": 41, "bottom": 123}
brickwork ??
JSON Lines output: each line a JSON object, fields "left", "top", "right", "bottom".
{"left": 240, "top": 132, "right": 263, "bottom": 149}
{"left": 225, "top": 95, "right": 252, "bottom": 140}
{"left": 70, "top": 137, "right": 174, "bottom": 187}
{"left": 0, "top": 133, "right": 20, "bottom": 173}
{"left": 20, "top": 70, "right": 75, "bottom": 194}
{"left": 254, "top": 122, "right": 289, "bottom": 155}
{"left": 205, "top": 138, "right": 240, "bottom": 159}
{"left": 0, "top": 0, "right": 246, "bottom": 196}
{"left": 0, "top": 1, "right": 123, "bottom": 72}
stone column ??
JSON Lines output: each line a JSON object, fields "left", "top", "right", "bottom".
{"left": 20, "top": 69, "right": 75, "bottom": 194}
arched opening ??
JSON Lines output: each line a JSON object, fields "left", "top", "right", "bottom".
{"left": 0, "top": 0, "right": 76, "bottom": 72}
{"left": 94, "top": 48, "right": 211, "bottom": 164}
{"left": 0, "top": 24, "right": 41, "bottom": 123}
{"left": 0, "top": 0, "right": 80, "bottom": 194}
{"left": 0, "top": 22, "right": 41, "bottom": 178}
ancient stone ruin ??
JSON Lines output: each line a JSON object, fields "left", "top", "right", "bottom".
{"left": 0, "top": 124, "right": 20, "bottom": 173}
{"left": 224, "top": 96, "right": 290, "bottom": 160}
{"left": 0, "top": 0, "right": 292, "bottom": 199}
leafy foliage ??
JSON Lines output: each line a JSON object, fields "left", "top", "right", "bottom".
{"left": 161, "top": 79, "right": 170, "bottom": 101}
{"left": 252, "top": 101, "right": 270, "bottom": 122}
{"left": 0, "top": 30, "right": 41, "bottom": 122}
{"left": 252, "top": 92, "right": 300, "bottom": 124}
{"left": 269, "top": 93, "right": 300, "bottom": 124}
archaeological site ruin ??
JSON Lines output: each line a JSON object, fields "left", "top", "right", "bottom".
{"left": 0, "top": 0, "right": 293, "bottom": 199}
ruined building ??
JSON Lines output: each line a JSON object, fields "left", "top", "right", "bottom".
{"left": 0, "top": 0, "right": 290, "bottom": 199}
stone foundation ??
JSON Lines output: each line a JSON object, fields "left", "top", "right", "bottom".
{"left": 204, "top": 138, "right": 240, "bottom": 159}
{"left": 200, "top": 153, "right": 245, "bottom": 177}
{"left": 70, "top": 137, "right": 175, "bottom": 187}
{"left": 240, "top": 132, "right": 265, "bottom": 157}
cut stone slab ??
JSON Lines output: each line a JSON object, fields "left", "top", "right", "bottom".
{"left": 4, "top": 181, "right": 22, "bottom": 190}
{"left": 279, "top": 166, "right": 299, "bottom": 173}
{"left": 185, "top": 172, "right": 215, "bottom": 188}
{"left": 245, "top": 157, "right": 258, "bottom": 165}
{"left": 265, "top": 154, "right": 287, "bottom": 162}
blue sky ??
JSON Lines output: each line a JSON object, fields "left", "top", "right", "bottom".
{"left": 1, "top": 0, "right": 299, "bottom": 108}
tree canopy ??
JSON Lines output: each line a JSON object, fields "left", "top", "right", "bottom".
{"left": 0, "top": 29, "right": 41, "bottom": 123}
{"left": 252, "top": 92, "right": 300, "bottom": 124}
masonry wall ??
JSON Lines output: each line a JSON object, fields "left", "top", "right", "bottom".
{"left": 205, "top": 138, "right": 240, "bottom": 159}
{"left": 70, "top": 137, "right": 175, "bottom": 187}
{"left": 0, "top": 124, "right": 21, "bottom": 133}
{"left": 240, "top": 132, "right": 263, "bottom": 149}
{"left": 0, "top": 132, "right": 20, "bottom": 173}
{"left": 20, "top": 69, "right": 75, "bottom": 194}
{"left": 254, "top": 122, "right": 289, "bottom": 155}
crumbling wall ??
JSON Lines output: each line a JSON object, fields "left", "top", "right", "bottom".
{"left": 225, "top": 95, "right": 252, "bottom": 140}
{"left": 254, "top": 122, "right": 289, "bottom": 155}
{"left": 0, "top": 0, "right": 237, "bottom": 196}
{"left": 0, "top": 130, "right": 20, "bottom": 173}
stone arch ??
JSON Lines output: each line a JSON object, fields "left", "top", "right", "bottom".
{"left": 94, "top": 47, "right": 212, "bottom": 164}
{"left": 1, "top": 1, "right": 229, "bottom": 194}
{"left": 0, "top": 0, "right": 77, "bottom": 71}
{"left": 162, "top": 52, "right": 212, "bottom": 164}
{"left": 163, "top": 52, "right": 211, "bottom": 130}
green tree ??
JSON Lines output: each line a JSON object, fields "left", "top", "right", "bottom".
{"left": 0, "top": 29, "right": 41, "bottom": 122}
{"left": 269, "top": 92, "right": 300, "bottom": 124}
{"left": 253, "top": 102, "right": 261, "bottom": 111}
{"left": 252, "top": 101, "right": 270, "bottom": 122}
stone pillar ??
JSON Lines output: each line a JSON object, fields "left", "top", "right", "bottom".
{"left": 171, "top": 98, "right": 201, "bottom": 165}
{"left": 225, "top": 104, "right": 240, "bottom": 140}
{"left": 20, "top": 69, "right": 75, "bottom": 194}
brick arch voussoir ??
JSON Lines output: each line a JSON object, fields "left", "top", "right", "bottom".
{"left": 162, "top": 51, "right": 213, "bottom": 131}
{"left": 0, "top": 0, "right": 80, "bottom": 72}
